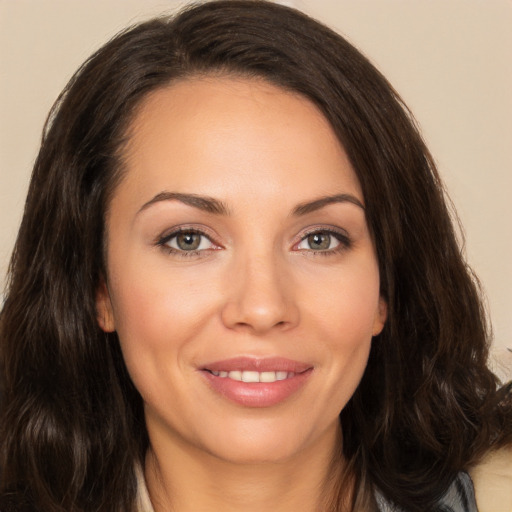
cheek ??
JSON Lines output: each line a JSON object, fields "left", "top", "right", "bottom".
{"left": 110, "top": 247, "right": 210, "bottom": 325}
{"left": 316, "top": 293, "right": 377, "bottom": 416}
{"left": 302, "top": 258, "right": 380, "bottom": 397}
{"left": 106, "top": 256, "right": 219, "bottom": 378}
{"left": 305, "top": 259, "right": 381, "bottom": 340}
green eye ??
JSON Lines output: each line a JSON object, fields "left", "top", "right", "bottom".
{"left": 296, "top": 229, "right": 350, "bottom": 253}
{"left": 175, "top": 232, "right": 202, "bottom": 251}
{"left": 163, "top": 231, "right": 215, "bottom": 252}
{"left": 306, "top": 233, "right": 332, "bottom": 250}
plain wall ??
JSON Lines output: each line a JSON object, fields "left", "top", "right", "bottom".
{"left": 1, "top": 0, "right": 511, "bottom": 374}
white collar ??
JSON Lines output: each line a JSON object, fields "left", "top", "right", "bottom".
{"left": 135, "top": 464, "right": 155, "bottom": 512}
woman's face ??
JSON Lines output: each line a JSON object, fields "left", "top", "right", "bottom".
{"left": 97, "top": 77, "right": 386, "bottom": 464}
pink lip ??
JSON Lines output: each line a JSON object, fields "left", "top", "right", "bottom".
{"left": 200, "top": 357, "right": 313, "bottom": 408}
{"left": 202, "top": 357, "right": 311, "bottom": 373}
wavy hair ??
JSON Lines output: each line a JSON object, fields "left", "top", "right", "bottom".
{"left": 1, "top": 1, "right": 510, "bottom": 511}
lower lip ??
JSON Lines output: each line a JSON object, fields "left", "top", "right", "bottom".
{"left": 202, "top": 369, "right": 312, "bottom": 407}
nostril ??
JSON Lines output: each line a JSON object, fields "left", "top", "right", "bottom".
{"left": 219, "top": 274, "right": 300, "bottom": 333}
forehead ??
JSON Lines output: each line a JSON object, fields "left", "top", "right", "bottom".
{"left": 116, "top": 76, "right": 362, "bottom": 209}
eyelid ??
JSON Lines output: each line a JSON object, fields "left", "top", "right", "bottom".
{"left": 155, "top": 225, "right": 223, "bottom": 254}
{"left": 292, "top": 225, "right": 352, "bottom": 252}
{"left": 156, "top": 224, "right": 219, "bottom": 242}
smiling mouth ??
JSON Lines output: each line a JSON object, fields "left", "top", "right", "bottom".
{"left": 201, "top": 362, "right": 313, "bottom": 407}
{"left": 206, "top": 370, "right": 297, "bottom": 383}
{"left": 200, "top": 357, "right": 313, "bottom": 406}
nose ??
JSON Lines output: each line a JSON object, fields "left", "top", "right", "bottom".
{"left": 220, "top": 251, "right": 299, "bottom": 335}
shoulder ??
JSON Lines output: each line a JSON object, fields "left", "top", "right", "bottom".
{"left": 437, "top": 472, "right": 478, "bottom": 512}
{"left": 469, "top": 445, "right": 512, "bottom": 512}
{"left": 375, "top": 472, "right": 477, "bottom": 511}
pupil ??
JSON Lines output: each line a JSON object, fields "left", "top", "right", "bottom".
{"left": 308, "top": 233, "right": 330, "bottom": 250}
{"left": 177, "top": 233, "right": 200, "bottom": 250}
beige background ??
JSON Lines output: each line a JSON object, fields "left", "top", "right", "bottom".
{"left": 1, "top": 0, "right": 511, "bottom": 375}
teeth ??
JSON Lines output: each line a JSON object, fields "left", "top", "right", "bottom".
{"left": 241, "top": 371, "right": 260, "bottom": 383}
{"left": 229, "top": 370, "right": 242, "bottom": 381}
{"left": 260, "top": 371, "right": 277, "bottom": 383}
{"left": 209, "top": 370, "right": 296, "bottom": 382}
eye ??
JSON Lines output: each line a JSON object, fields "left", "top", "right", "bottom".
{"left": 158, "top": 229, "right": 217, "bottom": 255}
{"left": 295, "top": 229, "right": 350, "bottom": 254}
{"left": 297, "top": 232, "right": 340, "bottom": 251}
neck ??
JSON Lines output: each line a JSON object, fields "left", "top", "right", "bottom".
{"left": 144, "top": 423, "right": 350, "bottom": 512}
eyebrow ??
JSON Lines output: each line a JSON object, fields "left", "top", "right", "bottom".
{"left": 138, "top": 192, "right": 230, "bottom": 215}
{"left": 137, "top": 191, "right": 364, "bottom": 217}
{"left": 292, "top": 194, "right": 364, "bottom": 216}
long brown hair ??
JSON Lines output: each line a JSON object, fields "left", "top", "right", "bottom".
{"left": 1, "top": 1, "right": 510, "bottom": 511}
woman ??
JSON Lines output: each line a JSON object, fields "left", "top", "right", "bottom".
{"left": 1, "top": 1, "right": 510, "bottom": 511}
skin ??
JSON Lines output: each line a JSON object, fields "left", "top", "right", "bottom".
{"left": 97, "top": 77, "right": 387, "bottom": 511}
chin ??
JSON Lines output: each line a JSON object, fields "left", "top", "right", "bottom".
{"left": 196, "top": 417, "right": 333, "bottom": 466}
{"left": 206, "top": 438, "right": 304, "bottom": 465}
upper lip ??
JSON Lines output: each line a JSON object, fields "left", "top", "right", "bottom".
{"left": 201, "top": 357, "right": 312, "bottom": 373}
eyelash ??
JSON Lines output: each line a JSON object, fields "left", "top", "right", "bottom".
{"left": 295, "top": 227, "right": 352, "bottom": 256}
{"left": 156, "top": 226, "right": 352, "bottom": 257}
{"left": 156, "top": 227, "right": 220, "bottom": 258}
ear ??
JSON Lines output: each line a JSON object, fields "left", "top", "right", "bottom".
{"left": 96, "top": 278, "right": 116, "bottom": 332}
{"left": 372, "top": 296, "right": 387, "bottom": 336}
